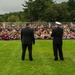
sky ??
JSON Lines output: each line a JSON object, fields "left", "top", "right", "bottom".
{"left": 0, "top": 0, "right": 68, "bottom": 14}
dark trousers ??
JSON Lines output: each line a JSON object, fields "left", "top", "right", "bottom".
{"left": 21, "top": 44, "right": 32, "bottom": 60}
{"left": 53, "top": 43, "right": 63, "bottom": 59}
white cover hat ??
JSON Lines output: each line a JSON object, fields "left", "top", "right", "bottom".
{"left": 55, "top": 21, "right": 62, "bottom": 25}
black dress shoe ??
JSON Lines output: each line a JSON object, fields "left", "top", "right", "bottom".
{"left": 60, "top": 58, "right": 64, "bottom": 61}
{"left": 22, "top": 59, "right": 24, "bottom": 61}
{"left": 54, "top": 58, "right": 58, "bottom": 61}
{"left": 30, "top": 59, "right": 33, "bottom": 61}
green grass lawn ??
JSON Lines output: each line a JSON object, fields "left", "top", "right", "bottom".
{"left": 0, "top": 40, "right": 75, "bottom": 75}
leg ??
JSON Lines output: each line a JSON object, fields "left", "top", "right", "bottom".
{"left": 53, "top": 43, "right": 58, "bottom": 60}
{"left": 28, "top": 44, "right": 33, "bottom": 61}
{"left": 21, "top": 44, "right": 27, "bottom": 60}
{"left": 58, "top": 44, "right": 64, "bottom": 60}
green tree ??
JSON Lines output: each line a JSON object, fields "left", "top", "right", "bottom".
{"left": 44, "top": 4, "right": 58, "bottom": 22}
{"left": 68, "top": 0, "right": 75, "bottom": 21}
{"left": 22, "top": 0, "right": 54, "bottom": 21}
{"left": 54, "top": 3, "right": 70, "bottom": 22}
{"left": 70, "top": 10, "right": 75, "bottom": 21}
{"left": 7, "top": 15, "right": 20, "bottom": 22}
{"left": 22, "top": 0, "right": 34, "bottom": 21}
{"left": 68, "top": 0, "right": 75, "bottom": 11}
{"left": 0, "top": 16, "right": 4, "bottom": 22}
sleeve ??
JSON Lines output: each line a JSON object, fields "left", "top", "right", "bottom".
{"left": 51, "top": 29, "right": 55, "bottom": 37}
{"left": 62, "top": 28, "right": 64, "bottom": 37}
{"left": 21, "top": 29, "right": 23, "bottom": 41}
{"left": 32, "top": 30, "right": 35, "bottom": 44}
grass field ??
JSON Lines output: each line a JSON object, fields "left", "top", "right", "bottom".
{"left": 0, "top": 40, "right": 75, "bottom": 75}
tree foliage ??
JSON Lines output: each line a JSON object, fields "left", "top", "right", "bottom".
{"left": 0, "top": 16, "right": 4, "bottom": 22}
{"left": 0, "top": 0, "right": 75, "bottom": 22}
{"left": 68, "top": 0, "right": 75, "bottom": 11}
{"left": 7, "top": 15, "right": 20, "bottom": 22}
{"left": 22, "top": 0, "right": 54, "bottom": 21}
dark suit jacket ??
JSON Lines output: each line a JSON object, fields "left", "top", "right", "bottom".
{"left": 21, "top": 27, "right": 35, "bottom": 44}
{"left": 51, "top": 27, "right": 63, "bottom": 44}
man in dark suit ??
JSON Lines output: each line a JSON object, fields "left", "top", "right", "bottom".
{"left": 51, "top": 21, "right": 64, "bottom": 61}
{"left": 21, "top": 23, "right": 35, "bottom": 61}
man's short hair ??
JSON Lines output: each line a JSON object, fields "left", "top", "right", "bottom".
{"left": 26, "top": 23, "right": 30, "bottom": 26}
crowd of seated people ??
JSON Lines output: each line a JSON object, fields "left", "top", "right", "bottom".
{"left": 0, "top": 24, "right": 22, "bottom": 40}
{"left": 63, "top": 24, "right": 75, "bottom": 39}
{"left": 0, "top": 22, "right": 75, "bottom": 40}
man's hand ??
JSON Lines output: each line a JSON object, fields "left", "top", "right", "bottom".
{"left": 33, "top": 42, "right": 35, "bottom": 45}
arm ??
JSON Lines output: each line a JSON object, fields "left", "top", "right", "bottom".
{"left": 51, "top": 29, "right": 55, "bottom": 38}
{"left": 32, "top": 30, "right": 35, "bottom": 45}
{"left": 21, "top": 29, "right": 23, "bottom": 41}
{"left": 62, "top": 28, "right": 64, "bottom": 37}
